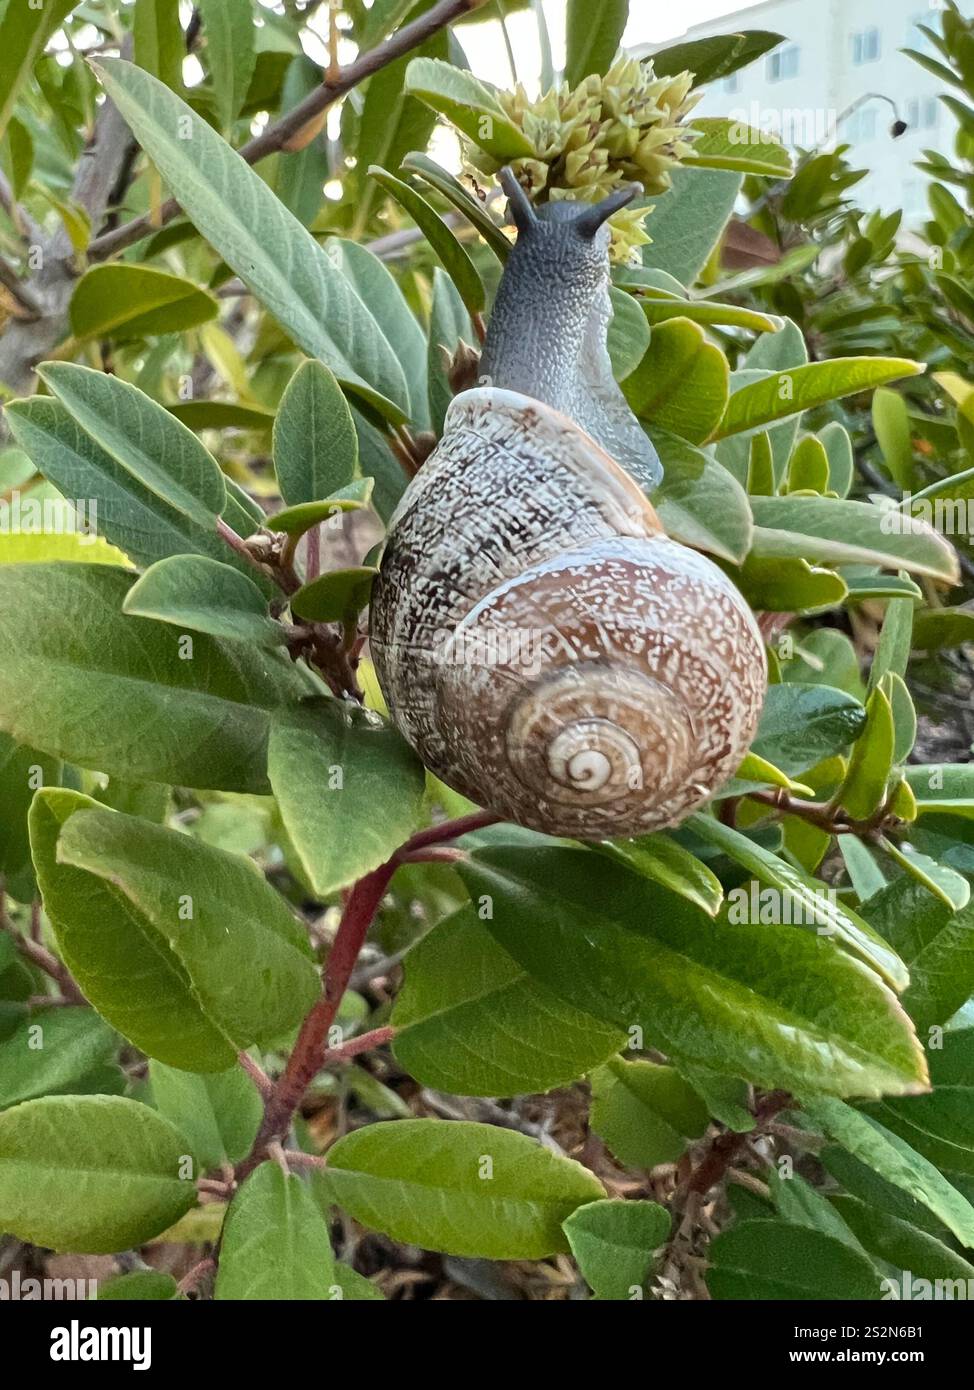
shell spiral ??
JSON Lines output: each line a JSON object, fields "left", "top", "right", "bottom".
{"left": 370, "top": 389, "right": 767, "bottom": 840}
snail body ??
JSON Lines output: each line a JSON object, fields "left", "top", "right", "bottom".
{"left": 370, "top": 175, "right": 766, "bottom": 839}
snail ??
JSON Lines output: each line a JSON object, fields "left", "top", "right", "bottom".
{"left": 369, "top": 170, "right": 767, "bottom": 840}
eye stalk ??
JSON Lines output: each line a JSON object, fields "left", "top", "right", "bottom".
{"left": 498, "top": 166, "right": 641, "bottom": 240}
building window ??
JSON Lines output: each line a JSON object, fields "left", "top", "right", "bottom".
{"left": 851, "top": 27, "right": 881, "bottom": 64}
{"left": 767, "top": 44, "right": 799, "bottom": 82}
{"left": 906, "top": 95, "right": 940, "bottom": 129}
{"left": 722, "top": 71, "right": 741, "bottom": 94}
{"left": 846, "top": 106, "right": 878, "bottom": 141}
{"left": 908, "top": 11, "right": 937, "bottom": 52}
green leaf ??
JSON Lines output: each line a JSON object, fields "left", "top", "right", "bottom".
{"left": 0, "top": 1095, "right": 196, "bottom": 1253}
{"left": 642, "top": 168, "right": 741, "bottom": 286}
{"left": 768, "top": 1169, "right": 866, "bottom": 1250}
{"left": 786, "top": 435, "right": 830, "bottom": 494}
{"left": 403, "top": 58, "right": 535, "bottom": 161}
{"left": 596, "top": 832, "right": 723, "bottom": 917}
{"left": 831, "top": 1194, "right": 974, "bottom": 1286}
{"left": 133, "top": 0, "right": 184, "bottom": 91}
{"left": 751, "top": 683, "right": 866, "bottom": 776}
{"left": 36, "top": 362, "right": 226, "bottom": 529}
{"left": 198, "top": 0, "right": 256, "bottom": 131}
{"left": 167, "top": 400, "right": 275, "bottom": 434}
{"left": 324, "top": 236, "right": 432, "bottom": 431}
{"left": 905, "top": 765, "right": 974, "bottom": 818}
{"left": 98, "top": 1271, "right": 179, "bottom": 1300}
{"left": 0, "top": 733, "right": 60, "bottom": 897}
{"left": 392, "top": 905, "right": 625, "bottom": 1096}
{"left": 749, "top": 495, "right": 959, "bottom": 584}
{"left": 639, "top": 291, "right": 782, "bottom": 335}
{"left": 590, "top": 1056, "right": 709, "bottom": 1168}
{"left": 216, "top": 1161, "right": 337, "bottom": 1299}
{"left": 805, "top": 1098, "right": 974, "bottom": 1249}
{"left": 0, "top": 0, "right": 78, "bottom": 142}
{"left": 31, "top": 790, "right": 319, "bottom": 1070}
{"left": 69, "top": 265, "right": 218, "bottom": 341}
{"left": 689, "top": 815, "right": 908, "bottom": 991}
{"left": 291, "top": 566, "right": 376, "bottom": 625}
{"left": 123, "top": 555, "right": 284, "bottom": 648}
{"left": 650, "top": 428, "right": 751, "bottom": 563}
{"left": 0, "top": 565, "right": 306, "bottom": 792}
{"left": 912, "top": 608, "right": 974, "bottom": 653}
{"left": 650, "top": 31, "right": 785, "bottom": 87}
{"left": 320, "top": 1118, "right": 605, "bottom": 1259}
{"left": 872, "top": 388, "right": 915, "bottom": 490}
{"left": 265, "top": 479, "right": 375, "bottom": 538}
{"left": 3, "top": 399, "right": 255, "bottom": 575}
{"left": 606, "top": 287, "right": 651, "bottom": 381}
{"left": 565, "top": 0, "right": 628, "bottom": 85}
{"left": 0, "top": 530, "right": 130, "bottom": 568}
{"left": 149, "top": 1061, "right": 263, "bottom": 1168}
{"left": 837, "top": 686, "right": 895, "bottom": 821}
{"left": 273, "top": 360, "right": 360, "bottom": 508}
{"left": 402, "top": 151, "right": 512, "bottom": 262}
{"left": 622, "top": 317, "right": 729, "bottom": 445}
{"left": 867, "top": 1088, "right": 974, "bottom": 1179}
{"left": 369, "top": 166, "right": 485, "bottom": 318}
{"left": 714, "top": 358, "right": 925, "bottom": 440}
{"left": 707, "top": 1221, "right": 880, "bottom": 1300}
{"left": 739, "top": 556, "right": 846, "bottom": 614}
{"left": 563, "top": 1198, "right": 669, "bottom": 1300}
{"left": 683, "top": 117, "right": 793, "bottom": 178}
{"left": 427, "top": 266, "right": 474, "bottom": 435}
{"left": 0, "top": 1008, "right": 118, "bottom": 1110}
{"left": 268, "top": 699, "right": 426, "bottom": 898}
{"left": 91, "top": 58, "right": 410, "bottom": 422}
{"left": 459, "top": 847, "right": 927, "bottom": 1099}
{"left": 863, "top": 876, "right": 974, "bottom": 1032}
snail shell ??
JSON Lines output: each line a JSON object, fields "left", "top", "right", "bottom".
{"left": 369, "top": 176, "right": 766, "bottom": 840}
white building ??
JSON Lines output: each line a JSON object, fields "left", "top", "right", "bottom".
{"left": 635, "top": 0, "right": 970, "bottom": 221}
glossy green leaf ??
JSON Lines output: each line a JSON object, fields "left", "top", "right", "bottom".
{"left": 123, "top": 555, "right": 284, "bottom": 648}
{"left": 403, "top": 58, "right": 535, "bottom": 160}
{"left": 459, "top": 847, "right": 927, "bottom": 1099}
{"left": 589, "top": 1056, "right": 709, "bottom": 1168}
{"left": 597, "top": 832, "right": 723, "bottom": 917}
{"left": 623, "top": 318, "right": 729, "bottom": 445}
{"left": 265, "top": 480, "right": 375, "bottom": 538}
{"left": 392, "top": 905, "right": 625, "bottom": 1096}
{"left": 0, "top": 565, "right": 306, "bottom": 792}
{"left": 565, "top": 0, "right": 628, "bottom": 85}
{"left": 831, "top": 1194, "right": 974, "bottom": 1286}
{"left": 838, "top": 686, "right": 895, "bottom": 821}
{"left": 198, "top": 0, "right": 255, "bottom": 131}
{"left": 642, "top": 168, "right": 742, "bottom": 286}
{"left": 0, "top": 0, "right": 78, "bottom": 142}
{"left": 651, "top": 30, "right": 785, "bottom": 87}
{"left": 707, "top": 1220, "right": 879, "bottom": 1300}
{"left": 291, "top": 566, "right": 377, "bottom": 625}
{"left": 806, "top": 1099, "right": 974, "bottom": 1248}
{"left": 872, "top": 388, "right": 915, "bottom": 490}
{"left": 268, "top": 699, "right": 426, "bottom": 898}
{"left": 36, "top": 362, "right": 226, "bottom": 529}
{"left": 715, "top": 358, "right": 925, "bottom": 439}
{"left": 91, "top": 58, "right": 409, "bottom": 422}
{"left": 3, "top": 399, "right": 256, "bottom": 575}
{"left": 751, "top": 683, "right": 866, "bottom": 775}
{"left": 31, "top": 790, "right": 319, "bottom": 1070}
{"left": 69, "top": 265, "right": 218, "bottom": 341}
{"left": 0, "top": 1095, "right": 196, "bottom": 1253}
{"left": 683, "top": 117, "right": 793, "bottom": 178}
{"left": 749, "top": 495, "right": 959, "bottom": 584}
{"left": 690, "top": 815, "right": 907, "bottom": 990}
{"left": 563, "top": 1198, "right": 670, "bottom": 1300}
{"left": 98, "top": 1271, "right": 179, "bottom": 1300}
{"left": 320, "top": 1118, "right": 605, "bottom": 1258}
{"left": 0, "top": 1008, "right": 118, "bottom": 1110}
{"left": 149, "top": 1061, "right": 263, "bottom": 1168}
{"left": 863, "top": 876, "right": 974, "bottom": 1031}
{"left": 739, "top": 556, "right": 846, "bottom": 614}
{"left": 607, "top": 288, "right": 651, "bottom": 382}
{"left": 273, "top": 360, "right": 359, "bottom": 507}
{"left": 650, "top": 429, "right": 751, "bottom": 563}
{"left": 905, "top": 765, "right": 974, "bottom": 818}
{"left": 369, "top": 166, "right": 485, "bottom": 318}
{"left": 216, "top": 1161, "right": 338, "bottom": 1300}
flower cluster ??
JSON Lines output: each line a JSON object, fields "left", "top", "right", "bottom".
{"left": 468, "top": 58, "right": 700, "bottom": 262}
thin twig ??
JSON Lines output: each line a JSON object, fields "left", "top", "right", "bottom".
{"left": 88, "top": 0, "right": 491, "bottom": 262}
